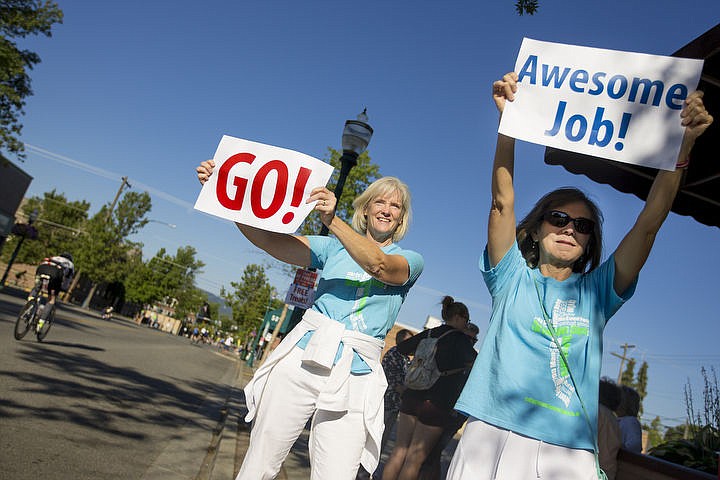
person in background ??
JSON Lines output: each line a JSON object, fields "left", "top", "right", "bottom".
{"left": 357, "top": 328, "right": 414, "bottom": 480}
{"left": 198, "top": 161, "right": 424, "bottom": 480}
{"left": 382, "top": 296, "right": 477, "bottom": 480}
{"left": 447, "top": 72, "right": 712, "bottom": 479}
{"left": 598, "top": 378, "right": 622, "bottom": 480}
{"left": 616, "top": 385, "right": 643, "bottom": 453}
{"left": 418, "top": 322, "right": 480, "bottom": 480}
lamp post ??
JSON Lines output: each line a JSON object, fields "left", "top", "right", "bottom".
{"left": 0, "top": 209, "right": 39, "bottom": 288}
{"left": 286, "top": 109, "right": 374, "bottom": 330}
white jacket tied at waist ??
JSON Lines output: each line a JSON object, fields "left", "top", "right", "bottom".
{"left": 243, "top": 308, "right": 388, "bottom": 472}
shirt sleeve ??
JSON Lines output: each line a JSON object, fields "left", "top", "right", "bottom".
{"left": 400, "top": 249, "right": 424, "bottom": 285}
{"left": 307, "top": 235, "right": 338, "bottom": 269}
{"left": 480, "top": 242, "right": 524, "bottom": 297}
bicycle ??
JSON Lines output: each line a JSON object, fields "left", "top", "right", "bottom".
{"left": 14, "top": 273, "right": 56, "bottom": 342}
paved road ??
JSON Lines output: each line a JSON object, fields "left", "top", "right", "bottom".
{"left": 0, "top": 288, "right": 239, "bottom": 480}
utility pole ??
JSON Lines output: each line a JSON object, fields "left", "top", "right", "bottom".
{"left": 611, "top": 343, "right": 636, "bottom": 384}
{"left": 107, "top": 176, "right": 131, "bottom": 221}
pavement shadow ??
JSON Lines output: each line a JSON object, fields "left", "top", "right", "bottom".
{"left": 0, "top": 343, "right": 232, "bottom": 442}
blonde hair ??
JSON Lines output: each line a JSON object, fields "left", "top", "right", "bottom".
{"left": 351, "top": 176, "right": 412, "bottom": 242}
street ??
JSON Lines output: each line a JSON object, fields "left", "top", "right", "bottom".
{"left": 0, "top": 288, "right": 239, "bottom": 480}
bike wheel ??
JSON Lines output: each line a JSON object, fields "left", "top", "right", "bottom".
{"left": 14, "top": 302, "right": 37, "bottom": 340}
{"left": 36, "top": 307, "right": 55, "bottom": 342}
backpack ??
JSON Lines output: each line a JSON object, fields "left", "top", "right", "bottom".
{"left": 403, "top": 328, "right": 467, "bottom": 390}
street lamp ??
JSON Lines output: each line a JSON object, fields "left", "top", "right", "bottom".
{"left": 0, "top": 209, "right": 39, "bottom": 288}
{"left": 286, "top": 110, "right": 374, "bottom": 330}
{"left": 319, "top": 109, "right": 374, "bottom": 235}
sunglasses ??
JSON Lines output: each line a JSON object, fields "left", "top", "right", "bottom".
{"left": 543, "top": 210, "right": 595, "bottom": 235}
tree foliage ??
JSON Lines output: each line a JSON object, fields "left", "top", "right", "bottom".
{"left": 515, "top": 0, "right": 539, "bottom": 15}
{"left": 0, "top": 0, "right": 63, "bottom": 158}
{"left": 124, "top": 246, "right": 205, "bottom": 319}
{"left": 649, "top": 367, "right": 720, "bottom": 474}
{"left": 297, "top": 147, "right": 380, "bottom": 238}
{"left": 221, "top": 263, "right": 278, "bottom": 337}
{"left": 1, "top": 189, "right": 89, "bottom": 263}
{"left": 75, "top": 191, "right": 151, "bottom": 285}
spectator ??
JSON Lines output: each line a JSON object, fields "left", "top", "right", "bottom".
{"left": 418, "top": 322, "right": 480, "bottom": 480}
{"left": 616, "top": 385, "right": 643, "bottom": 453}
{"left": 383, "top": 296, "right": 477, "bottom": 480}
{"left": 598, "top": 378, "right": 622, "bottom": 480}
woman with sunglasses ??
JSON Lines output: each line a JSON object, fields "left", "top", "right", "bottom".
{"left": 446, "top": 72, "right": 713, "bottom": 480}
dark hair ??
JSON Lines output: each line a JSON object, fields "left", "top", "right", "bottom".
{"left": 441, "top": 295, "right": 469, "bottom": 322}
{"left": 617, "top": 385, "right": 641, "bottom": 417}
{"left": 466, "top": 323, "right": 479, "bottom": 336}
{"left": 599, "top": 377, "right": 621, "bottom": 410}
{"left": 395, "top": 328, "right": 412, "bottom": 343}
{"left": 516, "top": 187, "right": 603, "bottom": 273}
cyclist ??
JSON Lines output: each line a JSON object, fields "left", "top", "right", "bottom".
{"left": 28, "top": 253, "right": 75, "bottom": 324}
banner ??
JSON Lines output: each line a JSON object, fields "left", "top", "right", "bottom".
{"left": 194, "top": 136, "right": 334, "bottom": 233}
{"left": 499, "top": 38, "right": 704, "bottom": 171}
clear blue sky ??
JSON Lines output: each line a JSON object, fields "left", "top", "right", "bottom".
{"left": 14, "top": 1, "right": 720, "bottom": 429}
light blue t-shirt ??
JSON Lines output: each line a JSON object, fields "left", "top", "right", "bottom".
{"left": 296, "top": 235, "right": 424, "bottom": 372}
{"left": 455, "top": 242, "right": 636, "bottom": 451}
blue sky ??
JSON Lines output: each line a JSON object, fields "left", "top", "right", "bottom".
{"left": 14, "top": 1, "right": 720, "bottom": 429}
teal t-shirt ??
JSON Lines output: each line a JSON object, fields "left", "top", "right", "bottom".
{"left": 455, "top": 242, "right": 635, "bottom": 451}
{"left": 296, "top": 235, "right": 424, "bottom": 372}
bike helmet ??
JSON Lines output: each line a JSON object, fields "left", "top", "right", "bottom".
{"left": 59, "top": 252, "right": 74, "bottom": 262}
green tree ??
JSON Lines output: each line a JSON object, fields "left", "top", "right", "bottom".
{"left": 621, "top": 357, "right": 637, "bottom": 387}
{"left": 515, "top": 0, "right": 539, "bottom": 15}
{"left": 297, "top": 147, "right": 380, "bottom": 238}
{"left": 647, "top": 416, "right": 664, "bottom": 449}
{"left": 74, "top": 191, "right": 151, "bottom": 307}
{"left": 1, "top": 190, "right": 89, "bottom": 264}
{"left": 221, "top": 263, "right": 278, "bottom": 337}
{"left": 0, "top": 0, "right": 63, "bottom": 159}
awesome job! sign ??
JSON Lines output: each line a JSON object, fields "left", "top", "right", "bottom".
{"left": 194, "top": 136, "right": 334, "bottom": 233}
{"left": 499, "top": 38, "right": 703, "bottom": 171}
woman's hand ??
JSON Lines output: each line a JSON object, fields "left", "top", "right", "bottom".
{"left": 196, "top": 160, "right": 215, "bottom": 185}
{"left": 307, "top": 187, "right": 337, "bottom": 227}
{"left": 492, "top": 72, "right": 519, "bottom": 114}
{"left": 681, "top": 91, "right": 713, "bottom": 146}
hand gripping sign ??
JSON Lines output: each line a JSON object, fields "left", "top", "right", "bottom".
{"left": 499, "top": 38, "right": 703, "bottom": 171}
{"left": 194, "top": 136, "right": 334, "bottom": 233}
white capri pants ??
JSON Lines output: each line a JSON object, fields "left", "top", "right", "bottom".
{"left": 236, "top": 346, "right": 371, "bottom": 480}
{"left": 446, "top": 417, "right": 599, "bottom": 480}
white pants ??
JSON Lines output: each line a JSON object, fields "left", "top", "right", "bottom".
{"left": 446, "top": 418, "right": 598, "bottom": 480}
{"left": 236, "top": 346, "right": 370, "bottom": 480}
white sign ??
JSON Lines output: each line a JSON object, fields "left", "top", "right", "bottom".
{"left": 285, "top": 282, "right": 316, "bottom": 309}
{"left": 499, "top": 38, "right": 704, "bottom": 171}
{"left": 194, "top": 136, "right": 335, "bottom": 233}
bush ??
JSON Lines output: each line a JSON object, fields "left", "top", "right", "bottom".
{"left": 648, "top": 367, "right": 720, "bottom": 474}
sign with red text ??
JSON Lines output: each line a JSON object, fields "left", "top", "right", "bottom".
{"left": 285, "top": 268, "right": 318, "bottom": 309}
{"left": 285, "top": 283, "right": 316, "bottom": 309}
{"left": 499, "top": 38, "right": 703, "bottom": 171}
{"left": 194, "top": 136, "right": 334, "bottom": 233}
{"left": 293, "top": 268, "right": 318, "bottom": 288}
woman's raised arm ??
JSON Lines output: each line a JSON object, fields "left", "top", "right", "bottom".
{"left": 488, "top": 72, "right": 520, "bottom": 267}
{"left": 613, "top": 91, "right": 713, "bottom": 295}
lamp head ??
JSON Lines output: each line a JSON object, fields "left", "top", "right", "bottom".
{"left": 341, "top": 108, "right": 373, "bottom": 158}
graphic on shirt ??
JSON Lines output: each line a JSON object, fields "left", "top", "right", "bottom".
{"left": 344, "top": 271, "right": 384, "bottom": 332}
{"left": 531, "top": 298, "right": 589, "bottom": 408}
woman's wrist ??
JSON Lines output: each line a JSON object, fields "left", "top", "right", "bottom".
{"left": 675, "top": 154, "right": 691, "bottom": 170}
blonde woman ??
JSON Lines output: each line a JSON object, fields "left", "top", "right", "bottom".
{"left": 197, "top": 162, "right": 424, "bottom": 480}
